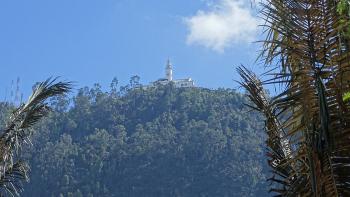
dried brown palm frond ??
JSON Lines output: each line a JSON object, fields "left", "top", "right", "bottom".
{"left": 0, "top": 161, "right": 29, "bottom": 197}
{"left": 239, "top": 0, "right": 350, "bottom": 196}
{"left": 0, "top": 78, "right": 72, "bottom": 196}
{"left": 237, "top": 66, "right": 295, "bottom": 195}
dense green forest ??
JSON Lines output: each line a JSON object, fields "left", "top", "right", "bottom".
{"left": 0, "top": 80, "right": 269, "bottom": 197}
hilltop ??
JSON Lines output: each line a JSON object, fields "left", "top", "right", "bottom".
{"left": 0, "top": 82, "right": 269, "bottom": 197}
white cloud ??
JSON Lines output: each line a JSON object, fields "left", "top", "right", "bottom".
{"left": 185, "top": 0, "right": 259, "bottom": 52}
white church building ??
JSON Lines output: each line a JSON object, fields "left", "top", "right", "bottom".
{"left": 148, "top": 60, "right": 195, "bottom": 88}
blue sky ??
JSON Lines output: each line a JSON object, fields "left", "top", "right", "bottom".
{"left": 0, "top": 0, "right": 263, "bottom": 100}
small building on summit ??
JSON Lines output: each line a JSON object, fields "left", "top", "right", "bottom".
{"left": 150, "top": 60, "right": 195, "bottom": 88}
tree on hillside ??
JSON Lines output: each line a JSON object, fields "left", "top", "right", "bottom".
{"left": 10, "top": 82, "right": 268, "bottom": 197}
{"left": 0, "top": 78, "right": 71, "bottom": 196}
{"left": 239, "top": 0, "right": 350, "bottom": 196}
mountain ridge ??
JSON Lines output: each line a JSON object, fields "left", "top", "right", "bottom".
{"left": 0, "top": 82, "right": 270, "bottom": 197}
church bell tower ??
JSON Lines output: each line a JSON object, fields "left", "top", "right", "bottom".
{"left": 166, "top": 59, "right": 173, "bottom": 81}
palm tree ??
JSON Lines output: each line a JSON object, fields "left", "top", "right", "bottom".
{"left": 0, "top": 78, "right": 71, "bottom": 196}
{"left": 239, "top": 0, "right": 350, "bottom": 196}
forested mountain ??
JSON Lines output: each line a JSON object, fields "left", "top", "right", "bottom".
{"left": 0, "top": 81, "right": 269, "bottom": 197}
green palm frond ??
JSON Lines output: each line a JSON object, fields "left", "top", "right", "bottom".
{"left": 0, "top": 78, "right": 72, "bottom": 196}
{"left": 2, "top": 78, "right": 72, "bottom": 150}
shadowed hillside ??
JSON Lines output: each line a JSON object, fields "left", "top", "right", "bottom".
{"left": 0, "top": 82, "right": 269, "bottom": 197}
